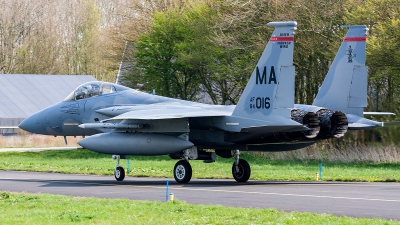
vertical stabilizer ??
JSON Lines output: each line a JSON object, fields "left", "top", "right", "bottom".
{"left": 232, "top": 21, "right": 297, "bottom": 120}
{"left": 313, "top": 25, "right": 369, "bottom": 117}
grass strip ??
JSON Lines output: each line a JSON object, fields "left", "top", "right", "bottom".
{"left": 0, "top": 192, "right": 398, "bottom": 225}
{"left": 0, "top": 149, "right": 399, "bottom": 182}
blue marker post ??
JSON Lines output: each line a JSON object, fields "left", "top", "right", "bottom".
{"left": 127, "top": 160, "right": 130, "bottom": 174}
{"left": 166, "top": 180, "right": 169, "bottom": 202}
{"left": 319, "top": 163, "right": 323, "bottom": 181}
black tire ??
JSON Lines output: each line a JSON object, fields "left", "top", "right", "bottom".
{"left": 173, "top": 160, "right": 192, "bottom": 183}
{"left": 114, "top": 166, "right": 125, "bottom": 181}
{"left": 232, "top": 159, "right": 251, "bottom": 182}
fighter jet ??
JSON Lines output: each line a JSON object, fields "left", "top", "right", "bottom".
{"left": 295, "top": 25, "right": 397, "bottom": 133}
{"left": 20, "top": 21, "right": 312, "bottom": 183}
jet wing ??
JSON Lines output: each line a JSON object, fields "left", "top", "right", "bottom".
{"left": 84, "top": 104, "right": 235, "bottom": 133}
{"left": 95, "top": 103, "right": 307, "bottom": 133}
{"left": 101, "top": 103, "right": 234, "bottom": 121}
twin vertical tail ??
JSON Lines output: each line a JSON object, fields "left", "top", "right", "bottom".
{"left": 232, "top": 21, "right": 297, "bottom": 121}
{"left": 313, "top": 25, "right": 369, "bottom": 117}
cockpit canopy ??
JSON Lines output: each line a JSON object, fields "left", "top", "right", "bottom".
{"left": 64, "top": 81, "right": 129, "bottom": 101}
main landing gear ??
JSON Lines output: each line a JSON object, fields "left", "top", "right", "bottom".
{"left": 173, "top": 160, "right": 192, "bottom": 183}
{"left": 172, "top": 149, "right": 251, "bottom": 184}
{"left": 232, "top": 150, "right": 251, "bottom": 182}
{"left": 111, "top": 149, "right": 251, "bottom": 184}
{"left": 172, "top": 148, "right": 193, "bottom": 183}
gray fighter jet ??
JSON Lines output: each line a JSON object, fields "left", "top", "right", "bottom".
{"left": 20, "top": 21, "right": 312, "bottom": 183}
{"left": 19, "top": 22, "right": 395, "bottom": 183}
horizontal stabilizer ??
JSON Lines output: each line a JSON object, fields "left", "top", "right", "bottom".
{"left": 364, "top": 112, "right": 396, "bottom": 116}
{"left": 348, "top": 123, "right": 382, "bottom": 130}
{"left": 347, "top": 121, "right": 400, "bottom": 129}
{"left": 346, "top": 114, "right": 382, "bottom": 130}
{"left": 382, "top": 121, "right": 400, "bottom": 127}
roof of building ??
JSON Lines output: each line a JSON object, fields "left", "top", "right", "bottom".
{"left": 0, "top": 74, "right": 97, "bottom": 118}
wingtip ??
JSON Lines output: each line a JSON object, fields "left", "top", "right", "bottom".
{"left": 267, "top": 21, "right": 297, "bottom": 27}
{"left": 341, "top": 25, "right": 369, "bottom": 34}
{"left": 341, "top": 25, "right": 367, "bottom": 29}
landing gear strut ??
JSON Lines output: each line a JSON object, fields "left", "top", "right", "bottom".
{"left": 113, "top": 155, "right": 125, "bottom": 181}
{"left": 232, "top": 150, "right": 251, "bottom": 182}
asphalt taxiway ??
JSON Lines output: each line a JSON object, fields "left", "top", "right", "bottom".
{"left": 0, "top": 171, "right": 399, "bottom": 220}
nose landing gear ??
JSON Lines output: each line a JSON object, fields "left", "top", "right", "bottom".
{"left": 113, "top": 155, "right": 126, "bottom": 181}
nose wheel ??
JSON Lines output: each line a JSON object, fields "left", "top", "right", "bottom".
{"left": 113, "top": 155, "right": 126, "bottom": 181}
{"left": 114, "top": 166, "right": 125, "bottom": 181}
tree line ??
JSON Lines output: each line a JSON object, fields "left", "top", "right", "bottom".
{"left": 1, "top": 0, "right": 399, "bottom": 145}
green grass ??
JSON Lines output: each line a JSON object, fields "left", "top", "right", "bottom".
{"left": 0, "top": 192, "right": 398, "bottom": 225}
{"left": 0, "top": 149, "right": 399, "bottom": 182}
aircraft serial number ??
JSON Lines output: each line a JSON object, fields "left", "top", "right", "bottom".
{"left": 250, "top": 97, "right": 270, "bottom": 109}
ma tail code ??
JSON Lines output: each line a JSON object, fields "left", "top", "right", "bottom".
{"left": 256, "top": 66, "right": 277, "bottom": 84}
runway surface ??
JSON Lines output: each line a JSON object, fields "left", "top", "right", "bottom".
{"left": 0, "top": 170, "right": 399, "bottom": 220}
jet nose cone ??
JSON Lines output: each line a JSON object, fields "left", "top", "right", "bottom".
{"left": 19, "top": 112, "right": 45, "bottom": 134}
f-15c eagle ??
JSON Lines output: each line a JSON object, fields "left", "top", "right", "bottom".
{"left": 20, "top": 22, "right": 395, "bottom": 184}
{"left": 20, "top": 21, "right": 307, "bottom": 183}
